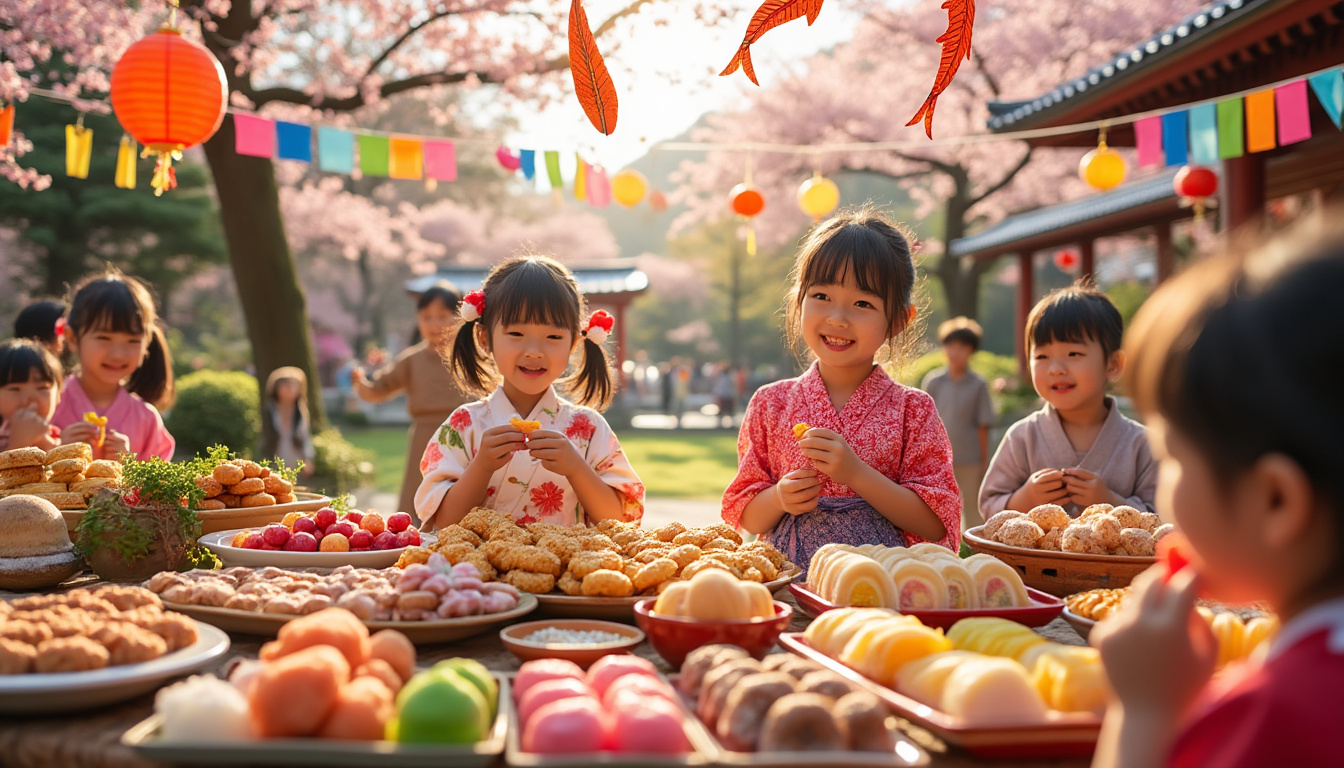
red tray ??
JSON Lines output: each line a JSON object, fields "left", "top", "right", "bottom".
{"left": 777, "top": 633, "right": 1101, "bottom": 759}
{"left": 787, "top": 583, "right": 1065, "bottom": 630}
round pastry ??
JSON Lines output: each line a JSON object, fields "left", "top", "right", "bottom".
{"left": 1038, "top": 527, "right": 1064, "bottom": 551}
{"left": 84, "top": 460, "right": 121, "bottom": 479}
{"left": 195, "top": 476, "right": 223, "bottom": 497}
{"left": 679, "top": 644, "right": 749, "bottom": 698}
{"left": 758, "top": 693, "right": 845, "bottom": 752}
{"left": 697, "top": 658, "right": 762, "bottom": 727}
{"left": 228, "top": 478, "right": 266, "bottom": 496}
{"left": 42, "top": 443, "right": 92, "bottom": 465}
{"left": 1138, "top": 512, "right": 1162, "bottom": 532}
{"left": 197, "top": 499, "right": 228, "bottom": 511}
{"left": 237, "top": 460, "right": 264, "bottom": 479}
{"left": 1061, "top": 524, "right": 1104, "bottom": 554}
{"left": 796, "top": 669, "right": 855, "bottom": 699}
{"left": 834, "top": 692, "right": 895, "bottom": 752}
{"left": 272, "top": 493, "right": 296, "bottom": 505}
{"left": 1151, "top": 523, "right": 1176, "bottom": 545}
{"left": 70, "top": 477, "right": 118, "bottom": 496}
{"left": 0, "top": 495, "right": 74, "bottom": 558}
{"left": 717, "top": 672, "right": 798, "bottom": 752}
{"left": 48, "top": 472, "right": 85, "bottom": 485}
{"left": 47, "top": 458, "right": 89, "bottom": 477}
{"left": 0, "top": 447, "right": 46, "bottom": 470}
{"left": 262, "top": 475, "right": 293, "bottom": 495}
{"left": 982, "top": 510, "right": 1025, "bottom": 541}
{"left": 239, "top": 492, "right": 277, "bottom": 508}
{"left": 0, "top": 466, "right": 44, "bottom": 490}
{"left": 761, "top": 654, "right": 822, "bottom": 680}
{"left": 1026, "top": 504, "right": 1070, "bottom": 533}
{"left": 216, "top": 494, "right": 241, "bottom": 508}
{"left": 580, "top": 569, "right": 633, "bottom": 597}
{"left": 1119, "top": 528, "right": 1155, "bottom": 557}
{"left": 1090, "top": 514, "right": 1123, "bottom": 551}
{"left": 1107, "top": 506, "right": 1145, "bottom": 530}
{"left": 1080, "top": 504, "right": 1113, "bottom": 519}
{"left": 997, "top": 518, "right": 1045, "bottom": 548}
{"left": 212, "top": 463, "right": 245, "bottom": 486}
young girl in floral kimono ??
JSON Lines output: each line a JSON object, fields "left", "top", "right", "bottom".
{"left": 415, "top": 255, "right": 643, "bottom": 529}
{"left": 722, "top": 207, "right": 961, "bottom": 573}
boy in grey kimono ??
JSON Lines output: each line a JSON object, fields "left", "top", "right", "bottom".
{"left": 980, "top": 284, "right": 1157, "bottom": 518}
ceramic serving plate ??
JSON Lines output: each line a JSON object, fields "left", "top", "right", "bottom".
{"left": 199, "top": 528, "right": 435, "bottom": 569}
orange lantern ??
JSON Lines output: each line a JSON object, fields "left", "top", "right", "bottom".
{"left": 111, "top": 27, "right": 227, "bottom": 195}
{"left": 730, "top": 183, "right": 765, "bottom": 217}
{"left": 648, "top": 189, "right": 669, "bottom": 212}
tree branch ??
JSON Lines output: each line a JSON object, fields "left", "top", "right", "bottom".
{"left": 972, "top": 49, "right": 1001, "bottom": 100}
{"left": 967, "top": 146, "right": 1033, "bottom": 208}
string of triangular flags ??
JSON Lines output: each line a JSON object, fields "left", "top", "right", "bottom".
{"left": 1132, "top": 70, "right": 1343, "bottom": 167}
{"left": 2, "top": 66, "right": 1341, "bottom": 195}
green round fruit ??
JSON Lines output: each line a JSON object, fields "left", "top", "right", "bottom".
{"left": 434, "top": 658, "right": 498, "bottom": 715}
{"left": 393, "top": 670, "right": 488, "bottom": 744}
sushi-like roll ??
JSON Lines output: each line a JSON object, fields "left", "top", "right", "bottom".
{"left": 804, "top": 607, "right": 901, "bottom": 657}
{"left": 932, "top": 558, "right": 977, "bottom": 610}
{"left": 807, "top": 544, "right": 861, "bottom": 592}
{"left": 823, "top": 553, "right": 899, "bottom": 609}
{"left": 888, "top": 558, "right": 949, "bottom": 611}
{"left": 964, "top": 554, "right": 1030, "bottom": 608}
{"left": 906, "top": 542, "right": 955, "bottom": 559}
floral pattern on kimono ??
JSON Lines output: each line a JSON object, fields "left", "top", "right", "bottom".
{"left": 721, "top": 362, "right": 962, "bottom": 551}
{"left": 415, "top": 386, "right": 644, "bottom": 527}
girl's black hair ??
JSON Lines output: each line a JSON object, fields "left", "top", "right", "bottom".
{"left": 448, "top": 256, "right": 613, "bottom": 410}
{"left": 785, "top": 204, "right": 921, "bottom": 364}
{"left": 1126, "top": 220, "right": 1344, "bottom": 548}
{"left": 417, "top": 281, "right": 462, "bottom": 312}
{"left": 0, "top": 339, "right": 63, "bottom": 389}
{"left": 1026, "top": 281, "right": 1124, "bottom": 359}
{"left": 13, "top": 300, "right": 67, "bottom": 345}
{"left": 65, "top": 268, "right": 175, "bottom": 411}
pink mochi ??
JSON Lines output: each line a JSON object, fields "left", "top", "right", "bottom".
{"left": 513, "top": 658, "right": 586, "bottom": 703}
{"left": 585, "top": 655, "right": 659, "bottom": 699}
{"left": 518, "top": 678, "right": 594, "bottom": 728}
{"left": 522, "top": 697, "right": 608, "bottom": 754}
{"left": 609, "top": 698, "right": 689, "bottom": 754}
{"left": 601, "top": 674, "right": 679, "bottom": 709}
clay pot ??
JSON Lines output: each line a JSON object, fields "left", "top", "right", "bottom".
{"left": 82, "top": 505, "right": 190, "bottom": 582}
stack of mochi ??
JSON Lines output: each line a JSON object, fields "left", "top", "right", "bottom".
{"left": 808, "top": 542, "right": 1030, "bottom": 611}
{"left": 983, "top": 503, "right": 1174, "bottom": 556}
{"left": 194, "top": 459, "right": 295, "bottom": 509}
{"left": 0, "top": 444, "right": 122, "bottom": 509}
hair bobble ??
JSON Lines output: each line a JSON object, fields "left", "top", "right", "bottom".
{"left": 53, "top": 316, "right": 67, "bottom": 337}
{"left": 584, "top": 310, "right": 615, "bottom": 345}
{"left": 459, "top": 290, "right": 485, "bottom": 322}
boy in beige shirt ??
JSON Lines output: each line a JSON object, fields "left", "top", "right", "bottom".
{"left": 923, "top": 317, "right": 995, "bottom": 531}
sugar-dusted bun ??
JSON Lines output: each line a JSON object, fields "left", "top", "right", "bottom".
{"left": 0, "top": 466, "right": 44, "bottom": 490}
{"left": 0, "top": 495, "right": 73, "bottom": 557}
{"left": 84, "top": 460, "right": 121, "bottom": 479}
{"left": 43, "top": 442, "right": 93, "bottom": 466}
{"left": 0, "top": 447, "right": 46, "bottom": 470}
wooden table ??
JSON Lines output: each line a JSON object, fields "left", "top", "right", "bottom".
{"left": 0, "top": 589, "right": 1093, "bottom": 768}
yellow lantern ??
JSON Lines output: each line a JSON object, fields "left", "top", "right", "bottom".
{"left": 611, "top": 169, "right": 648, "bottom": 208}
{"left": 1079, "top": 141, "right": 1126, "bottom": 191}
{"left": 797, "top": 174, "right": 840, "bottom": 220}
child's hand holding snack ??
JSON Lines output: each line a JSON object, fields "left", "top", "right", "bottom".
{"left": 797, "top": 427, "right": 865, "bottom": 486}
{"left": 775, "top": 469, "right": 821, "bottom": 515}
{"left": 476, "top": 425, "right": 528, "bottom": 472}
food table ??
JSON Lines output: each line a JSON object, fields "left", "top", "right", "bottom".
{"left": 0, "top": 585, "right": 1092, "bottom": 768}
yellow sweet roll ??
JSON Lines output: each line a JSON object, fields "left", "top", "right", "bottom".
{"left": 888, "top": 558, "right": 949, "bottom": 611}
{"left": 963, "top": 554, "right": 1031, "bottom": 608}
{"left": 508, "top": 417, "right": 542, "bottom": 434}
{"left": 803, "top": 607, "right": 901, "bottom": 657}
{"left": 894, "top": 651, "right": 983, "bottom": 708}
{"left": 839, "top": 617, "right": 951, "bottom": 688}
{"left": 1023, "top": 645, "right": 1110, "bottom": 714}
{"left": 792, "top": 423, "right": 811, "bottom": 440}
{"left": 947, "top": 617, "right": 1047, "bottom": 662}
{"left": 931, "top": 559, "right": 978, "bottom": 610}
{"left": 819, "top": 552, "right": 899, "bottom": 609}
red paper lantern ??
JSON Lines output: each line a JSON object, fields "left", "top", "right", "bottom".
{"left": 111, "top": 28, "right": 227, "bottom": 195}
{"left": 1053, "top": 248, "right": 1081, "bottom": 273}
{"left": 648, "top": 189, "right": 669, "bottom": 213}
{"left": 730, "top": 184, "right": 765, "bottom": 217}
{"left": 1173, "top": 166, "right": 1218, "bottom": 199}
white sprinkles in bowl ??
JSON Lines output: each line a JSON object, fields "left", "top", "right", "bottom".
{"left": 521, "top": 627, "right": 629, "bottom": 646}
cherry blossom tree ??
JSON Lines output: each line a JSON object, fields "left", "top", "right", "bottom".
{"left": 672, "top": 0, "right": 1205, "bottom": 319}
{"left": 2, "top": 0, "right": 701, "bottom": 436}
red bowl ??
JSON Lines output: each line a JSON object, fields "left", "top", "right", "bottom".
{"left": 633, "top": 599, "right": 793, "bottom": 668}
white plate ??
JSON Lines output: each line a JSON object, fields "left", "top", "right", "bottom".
{"left": 200, "top": 528, "right": 436, "bottom": 569}
{"left": 0, "top": 621, "right": 230, "bottom": 715}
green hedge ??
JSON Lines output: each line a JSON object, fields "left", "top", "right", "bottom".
{"left": 165, "top": 370, "right": 261, "bottom": 459}
{"left": 309, "top": 428, "right": 376, "bottom": 497}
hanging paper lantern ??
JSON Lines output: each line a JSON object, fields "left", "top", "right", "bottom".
{"left": 495, "top": 146, "right": 522, "bottom": 171}
{"left": 1173, "top": 166, "right": 1218, "bottom": 199}
{"left": 797, "top": 174, "right": 840, "bottom": 220}
{"left": 1053, "top": 248, "right": 1081, "bottom": 273}
{"left": 110, "top": 28, "right": 227, "bottom": 196}
{"left": 1079, "top": 141, "right": 1126, "bottom": 191}
{"left": 730, "top": 183, "right": 765, "bottom": 217}
{"left": 648, "top": 189, "right": 669, "bottom": 212}
{"left": 611, "top": 169, "right": 648, "bottom": 208}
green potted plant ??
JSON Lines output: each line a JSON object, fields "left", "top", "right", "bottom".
{"left": 74, "top": 456, "right": 218, "bottom": 581}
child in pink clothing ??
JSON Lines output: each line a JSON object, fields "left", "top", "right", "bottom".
{"left": 52, "top": 269, "right": 175, "bottom": 461}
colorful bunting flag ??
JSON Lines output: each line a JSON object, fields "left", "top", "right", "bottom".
{"left": 545, "top": 151, "right": 563, "bottom": 189}
{"left": 424, "top": 141, "right": 457, "bottom": 181}
{"left": 1308, "top": 69, "right": 1343, "bottom": 129}
{"left": 1217, "top": 99, "right": 1244, "bottom": 159}
{"left": 1275, "top": 80, "right": 1311, "bottom": 146}
{"left": 1245, "top": 89, "right": 1277, "bottom": 153}
{"left": 575, "top": 155, "right": 588, "bottom": 201}
{"left": 1135, "top": 117, "right": 1163, "bottom": 167}
{"left": 276, "top": 122, "right": 312, "bottom": 162}
{"left": 389, "top": 137, "right": 423, "bottom": 179}
{"left": 234, "top": 114, "right": 276, "bottom": 158}
{"left": 1161, "top": 111, "right": 1188, "bottom": 167}
{"left": 115, "top": 135, "right": 137, "bottom": 189}
{"left": 1187, "top": 104, "right": 1218, "bottom": 165}
{"left": 358, "top": 134, "right": 390, "bottom": 177}
{"left": 520, "top": 149, "right": 536, "bottom": 181}
{"left": 318, "top": 128, "right": 354, "bottom": 173}
{"left": 589, "top": 166, "right": 611, "bottom": 207}
{"left": 65, "top": 124, "right": 93, "bottom": 179}
{"left": 0, "top": 105, "right": 12, "bottom": 146}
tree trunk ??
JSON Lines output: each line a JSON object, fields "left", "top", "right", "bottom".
{"left": 728, "top": 241, "right": 742, "bottom": 366}
{"left": 354, "top": 250, "right": 372, "bottom": 356}
{"left": 933, "top": 171, "right": 986, "bottom": 320}
{"left": 202, "top": 118, "right": 327, "bottom": 453}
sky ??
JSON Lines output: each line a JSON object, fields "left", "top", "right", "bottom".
{"left": 507, "top": 1, "right": 865, "bottom": 172}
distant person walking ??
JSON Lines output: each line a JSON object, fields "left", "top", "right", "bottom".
{"left": 922, "top": 317, "right": 995, "bottom": 531}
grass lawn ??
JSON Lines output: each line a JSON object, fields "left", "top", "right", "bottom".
{"left": 342, "top": 426, "right": 740, "bottom": 502}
